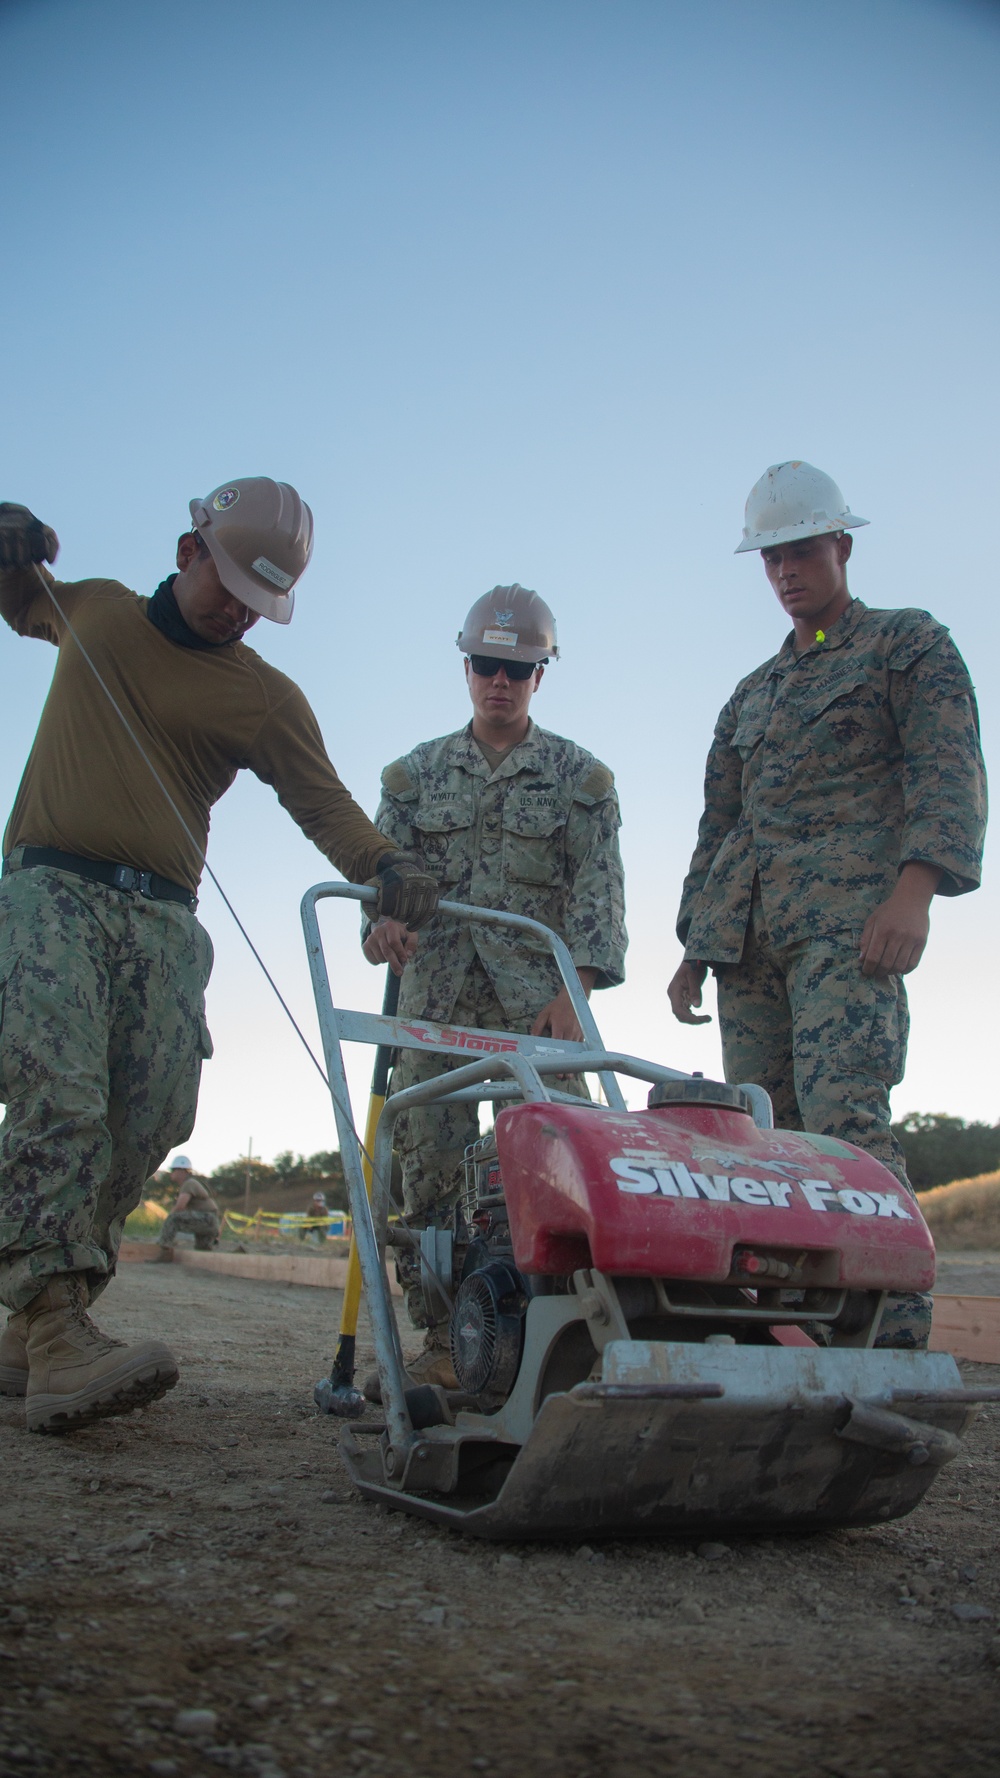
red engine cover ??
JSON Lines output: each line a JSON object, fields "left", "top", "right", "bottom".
{"left": 494, "top": 1101, "right": 935, "bottom": 1290}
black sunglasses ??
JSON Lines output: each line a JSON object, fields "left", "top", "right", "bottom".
{"left": 468, "top": 654, "right": 540, "bottom": 681}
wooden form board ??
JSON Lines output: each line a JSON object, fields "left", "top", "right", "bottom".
{"left": 119, "top": 1241, "right": 402, "bottom": 1295}
{"left": 928, "top": 1294, "right": 1000, "bottom": 1364}
{"left": 116, "top": 1246, "right": 997, "bottom": 1355}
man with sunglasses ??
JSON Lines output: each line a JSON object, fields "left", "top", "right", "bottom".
{"left": 363, "top": 584, "right": 627, "bottom": 1389}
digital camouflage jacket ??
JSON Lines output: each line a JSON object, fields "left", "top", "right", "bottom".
{"left": 374, "top": 721, "right": 627, "bottom": 1025}
{"left": 677, "top": 601, "right": 987, "bottom": 965}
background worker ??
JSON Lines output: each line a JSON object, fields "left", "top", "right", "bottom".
{"left": 363, "top": 584, "right": 627, "bottom": 1390}
{"left": 668, "top": 461, "right": 987, "bottom": 1347}
{"left": 301, "top": 1189, "right": 330, "bottom": 1242}
{"left": 0, "top": 484, "right": 438, "bottom": 1432}
{"left": 156, "top": 1155, "right": 221, "bottom": 1255}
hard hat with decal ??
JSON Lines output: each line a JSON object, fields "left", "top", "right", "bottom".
{"left": 170, "top": 1155, "right": 193, "bottom": 1171}
{"left": 188, "top": 478, "right": 314, "bottom": 624}
{"left": 735, "top": 461, "right": 869, "bottom": 554}
{"left": 456, "top": 584, "right": 558, "bottom": 663}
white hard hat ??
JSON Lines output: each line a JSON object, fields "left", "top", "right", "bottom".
{"left": 188, "top": 477, "right": 314, "bottom": 624}
{"left": 735, "top": 461, "right": 869, "bottom": 554}
{"left": 170, "top": 1154, "right": 193, "bottom": 1171}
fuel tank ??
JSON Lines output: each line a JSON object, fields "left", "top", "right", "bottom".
{"left": 494, "top": 1086, "right": 934, "bottom": 1291}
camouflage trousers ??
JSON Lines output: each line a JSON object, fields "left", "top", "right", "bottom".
{"left": 158, "top": 1208, "right": 220, "bottom": 1251}
{"left": 715, "top": 890, "right": 930, "bottom": 1349}
{"left": 0, "top": 859, "right": 214, "bottom": 1312}
{"left": 390, "top": 957, "right": 587, "bottom": 1328}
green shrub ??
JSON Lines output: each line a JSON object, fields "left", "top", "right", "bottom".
{"left": 124, "top": 1205, "right": 166, "bottom": 1238}
{"left": 892, "top": 1113, "right": 1000, "bottom": 1191}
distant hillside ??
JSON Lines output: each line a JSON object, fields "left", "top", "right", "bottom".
{"left": 919, "top": 1171, "right": 1000, "bottom": 1250}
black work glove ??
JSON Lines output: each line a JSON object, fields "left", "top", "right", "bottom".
{"left": 370, "top": 851, "right": 439, "bottom": 929}
{"left": 0, "top": 504, "right": 59, "bottom": 569}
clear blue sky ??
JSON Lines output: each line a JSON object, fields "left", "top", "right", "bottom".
{"left": 2, "top": 0, "right": 997, "bottom": 1171}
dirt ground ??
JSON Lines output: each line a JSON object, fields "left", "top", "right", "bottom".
{"left": 2, "top": 1263, "right": 999, "bottom": 1778}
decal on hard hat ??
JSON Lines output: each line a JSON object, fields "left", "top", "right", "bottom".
{"left": 609, "top": 1156, "right": 911, "bottom": 1219}
{"left": 494, "top": 609, "right": 515, "bottom": 625}
{"left": 213, "top": 488, "right": 241, "bottom": 511}
{"left": 252, "top": 556, "right": 295, "bottom": 591}
{"left": 482, "top": 628, "right": 518, "bottom": 647}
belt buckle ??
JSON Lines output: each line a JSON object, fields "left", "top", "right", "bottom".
{"left": 112, "top": 865, "right": 155, "bottom": 899}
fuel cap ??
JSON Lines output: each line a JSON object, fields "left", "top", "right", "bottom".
{"left": 647, "top": 1078, "right": 753, "bottom": 1114}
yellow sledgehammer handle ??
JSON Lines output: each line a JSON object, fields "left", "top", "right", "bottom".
{"left": 315, "top": 970, "right": 399, "bottom": 1413}
{"left": 339, "top": 1076, "right": 387, "bottom": 1335}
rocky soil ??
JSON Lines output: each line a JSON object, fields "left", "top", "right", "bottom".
{"left": 1, "top": 1263, "right": 998, "bottom": 1778}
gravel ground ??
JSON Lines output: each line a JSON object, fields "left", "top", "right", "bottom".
{"left": 1, "top": 1262, "right": 998, "bottom": 1778}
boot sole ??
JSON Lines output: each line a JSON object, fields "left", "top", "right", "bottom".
{"left": 0, "top": 1365, "right": 28, "bottom": 1398}
{"left": 26, "top": 1355, "right": 180, "bottom": 1434}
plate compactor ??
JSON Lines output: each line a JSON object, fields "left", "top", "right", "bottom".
{"left": 305, "top": 885, "right": 991, "bottom": 1540}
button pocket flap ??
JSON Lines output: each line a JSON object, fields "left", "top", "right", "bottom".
{"left": 414, "top": 796, "right": 474, "bottom": 834}
{"left": 502, "top": 795, "right": 566, "bottom": 837}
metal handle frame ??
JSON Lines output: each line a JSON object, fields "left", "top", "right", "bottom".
{"left": 300, "top": 881, "right": 773, "bottom": 1467}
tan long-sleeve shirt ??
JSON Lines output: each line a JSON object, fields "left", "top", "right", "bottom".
{"left": 1, "top": 569, "right": 393, "bottom": 894}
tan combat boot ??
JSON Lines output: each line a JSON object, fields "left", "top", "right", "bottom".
{"left": 362, "top": 1326, "right": 458, "bottom": 1403}
{"left": 24, "top": 1274, "right": 179, "bottom": 1434}
{"left": 0, "top": 1310, "right": 29, "bottom": 1397}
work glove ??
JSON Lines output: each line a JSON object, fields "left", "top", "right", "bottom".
{"left": 0, "top": 504, "right": 59, "bottom": 569}
{"left": 370, "top": 851, "right": 439, "bottom": 929}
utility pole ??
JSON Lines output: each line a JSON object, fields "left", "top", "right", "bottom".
{"left": 244, "top": 1136, "right": 253, "bottom": 1219}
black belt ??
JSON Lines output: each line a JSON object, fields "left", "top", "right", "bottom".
{"left": 18, "top": 846, "right": 197, "bottom": 910}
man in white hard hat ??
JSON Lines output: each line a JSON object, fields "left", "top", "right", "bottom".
{"left": 156, "top": 1156, "right": 221, "bottom": 1256}
{"left": 362, "top": 584, "right": 627, "bottom": 1390}
{"left": 668, "top": 462, "right": 987, "bottom": 1347}
{"left": 0, "top": 487, "right": 439, "bottom": 1431}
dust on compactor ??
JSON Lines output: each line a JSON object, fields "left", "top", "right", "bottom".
{"left": 306, "top": 886, "right": 994, "bottom": 1540}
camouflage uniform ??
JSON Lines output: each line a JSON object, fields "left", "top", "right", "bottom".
{"left": 374, "top": 721, "right": 627, "bottom": 1325}
{"left": 158, "top": 1209, "right": 219, "bottom": 1249}
{"left": 676, "top": 600, "right": 987, "bottom": 1349}
{"left": 0, "top": 853, "right": 213, "bottom": 1312}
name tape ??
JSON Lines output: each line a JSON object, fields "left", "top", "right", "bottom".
{"left": 252, "top": 555, "right": 295, "bottom": 591}
{"left": 610, "top": 1157, "right": 911, "bottom": 1220}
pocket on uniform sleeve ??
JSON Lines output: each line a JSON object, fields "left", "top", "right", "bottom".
{"left": 0, "top": 976, "right": 7, "bottom": 1101}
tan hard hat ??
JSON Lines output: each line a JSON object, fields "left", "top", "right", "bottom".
{"left": 456, "top": 584, "right": 558, "bottom": 663}
{"left": 188, "top": 478, "right": 314, "bottom": 624}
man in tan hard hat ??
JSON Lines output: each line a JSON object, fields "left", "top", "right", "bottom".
{"left": 0, "top": 485, "right": 438, "bottom": 1432}
{"left": 667, "top": 461, "right": 987, "bottom": 1348}
{"left": 362, "top": 584, "right": 627, "bottom": 1391}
